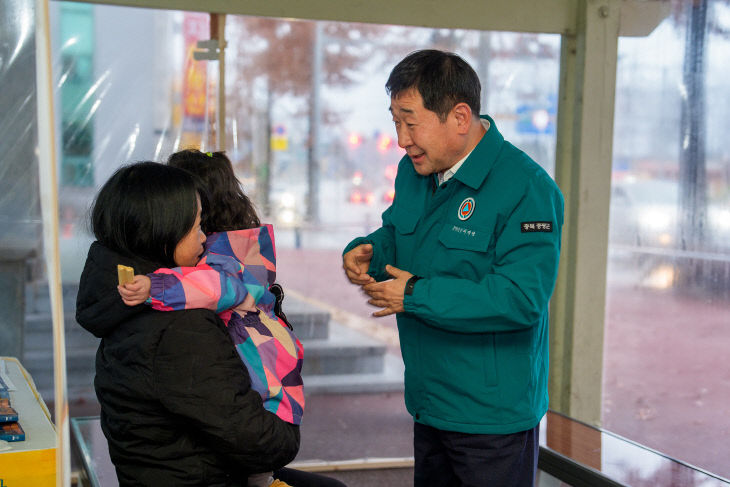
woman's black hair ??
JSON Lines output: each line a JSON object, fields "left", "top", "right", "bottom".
{"left": 167, "top": 149, "right": 260, "bottom": 233}
{"left": 385, "top": 49, "right": 481, "bottom": 122}
{"left": 90, "top": 161, "right": 204, "bottom": 267}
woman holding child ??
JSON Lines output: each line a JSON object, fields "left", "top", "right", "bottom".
{"left": 76, "top": 159, "right": 344, "bottom": 486}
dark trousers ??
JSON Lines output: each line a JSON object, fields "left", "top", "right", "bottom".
{"left": 414, "top": 422, "right": 539, "bottom": 487}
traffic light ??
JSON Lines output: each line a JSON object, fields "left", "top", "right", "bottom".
{"left": 377, "top": 133, "right": 393, "bottom": 152}
{"left": 348, "top": 132, "right": 362, "bottom": 147}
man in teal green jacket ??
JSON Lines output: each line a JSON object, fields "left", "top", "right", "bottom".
{"left": 343, "top": 50, "right": 564, "bottom": 487}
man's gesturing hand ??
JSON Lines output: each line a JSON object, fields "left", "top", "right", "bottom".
{"left": 343, "top": 244, "right": 375, "bottom": 285}
{"left": 362, "top": 265, "right": 413, "bottom": 317}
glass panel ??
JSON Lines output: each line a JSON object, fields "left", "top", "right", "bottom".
{"left": 606, "top": 0, "right": 730, "bottom": 480}
{"left": 542, "top": 411, "right": 730, "bottom": 486}
{"left": 36, "top": 2, "right": 558, "bottom": 473}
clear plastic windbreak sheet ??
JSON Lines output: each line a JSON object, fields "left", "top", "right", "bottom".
{"left": 9, "top": 3, "right": 199, "bottom": 413}
{"left": 53, "top": 3, "right": 196, "bottom": 287}
{"left": 0, "top": 1, "right": 43, "bottom": 373}
{"left": 0, "top": 1, "right": 41, "bottom": 252}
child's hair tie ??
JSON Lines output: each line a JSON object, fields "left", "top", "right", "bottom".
{"left": 206, "top": 152, "right": 213, "bottom": 157}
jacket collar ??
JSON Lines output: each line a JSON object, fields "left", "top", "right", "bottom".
{"left": 453, "top": 115, "right": 504, "bottom": 190}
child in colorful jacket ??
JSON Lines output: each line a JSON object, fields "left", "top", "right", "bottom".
{"left": 118, "top": 150, "right": 304, "bottom": 487}
{"left": 136, "top": 223, "right": 304, "bottom": 425}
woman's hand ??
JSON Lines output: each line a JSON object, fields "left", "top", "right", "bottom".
{"left": 118, "top": 275, "right": 152, "bottom": 306}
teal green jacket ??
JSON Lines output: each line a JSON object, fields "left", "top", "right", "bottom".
{"left": 344, "top": 116, "right": 564, "bottom": 434}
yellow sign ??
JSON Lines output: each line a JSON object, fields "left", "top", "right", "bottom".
{"left": 0, "top": 358, "right": 56, "bottom": 487}
{"left": 0, "top": 448, "right": 56, "bottom": 486}
{"left": 271, "top": 135, "right": 288, "bottom": 151}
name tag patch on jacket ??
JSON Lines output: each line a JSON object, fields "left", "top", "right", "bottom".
{"left": 521, "top": 221, "right": 552, "bottom": 233}
{"left": 451, "top": 225, "right": 477, "bottom": 237}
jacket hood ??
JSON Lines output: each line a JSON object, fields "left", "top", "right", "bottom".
{"left": 76, "top": 242, "right": 160, "bottom": 338}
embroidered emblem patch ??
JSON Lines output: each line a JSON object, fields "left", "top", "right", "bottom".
{"left": 458, "top": 198, "right": 475, "bottom": 221}
{"left": 521, "top": 221, "right": 553, "bottom": 233}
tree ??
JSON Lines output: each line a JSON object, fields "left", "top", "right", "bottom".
{"left": 224, "top": 18, "right": 560, "bottom": 222}
{"left": 225, "top": 17, "right": 394, "bottom": 221}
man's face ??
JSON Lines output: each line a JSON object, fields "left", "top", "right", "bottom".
{"left": 390, "top": 89, "right": 459, "bottom": 176}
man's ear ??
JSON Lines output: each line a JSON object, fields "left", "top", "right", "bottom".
{"left": 451, "top": 102, "right": 473, "bottom": 134}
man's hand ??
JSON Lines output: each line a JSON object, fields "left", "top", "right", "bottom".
{"left": 118, "top": 275, "right": 152, "bottom": 306}
{"left": 343, "top": 244, "right": 375, "bottom": 285}
{"left": 362, "top": 265, "right": 413, "bottom": 317}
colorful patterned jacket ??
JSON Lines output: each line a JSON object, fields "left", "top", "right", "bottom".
{"left": 147, "top": 224, "right": 304, "bottom": 425}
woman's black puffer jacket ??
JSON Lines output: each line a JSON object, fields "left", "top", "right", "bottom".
{"left": 76, "top": 242, "right": 300, "bottom": 486}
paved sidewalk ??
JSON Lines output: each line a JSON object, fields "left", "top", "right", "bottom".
{"left": 603, "top": 282, "right": 730, "bottom": 480}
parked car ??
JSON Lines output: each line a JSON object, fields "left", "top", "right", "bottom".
{"left": 609, "top": 179, "right": 680, "bottom": 249}
{"left": 610, "top": 178, "right": 730, "bottom": 251}
{"left": 609, "top": 178, "right": 730, "bottom": 293}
